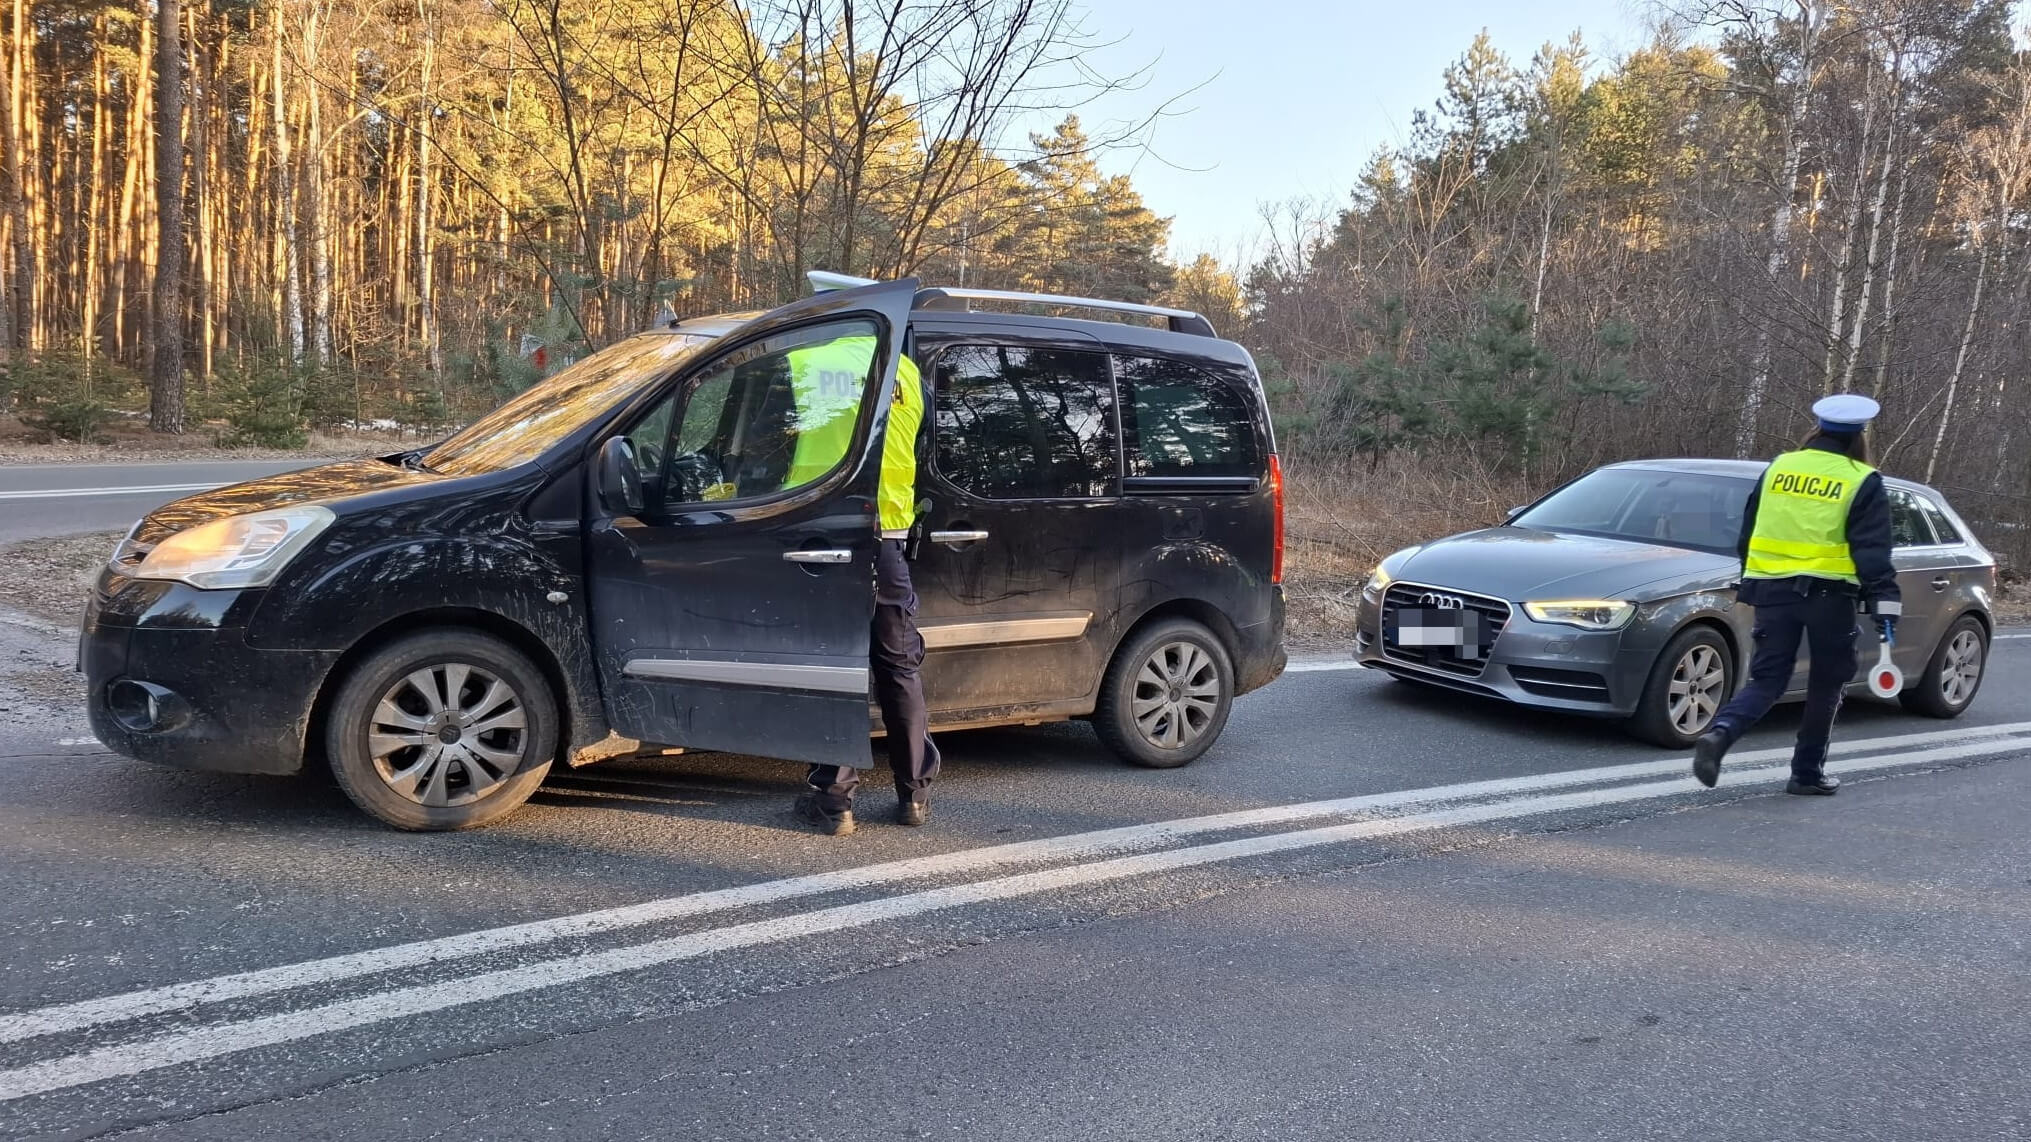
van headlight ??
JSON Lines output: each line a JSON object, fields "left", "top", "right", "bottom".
{"left": 133, "top": 506, "right": 335, "bottom": 589}
{"left": 1523, "top": 600, "right": 1636, "bottom": 632}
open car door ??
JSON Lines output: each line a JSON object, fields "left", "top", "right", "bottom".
{"left": 583, "top": 278, "right": 919, "bottom": 765}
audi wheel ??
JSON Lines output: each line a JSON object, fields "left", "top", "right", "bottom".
{"left": 1901, "top": 615, "right": 1987, "bottom": 719}
{"left": 1626, "top": 625, "right": 1734, "bottom": 749}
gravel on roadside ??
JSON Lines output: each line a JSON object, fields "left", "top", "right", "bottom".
{"left": 0, "top": 530, "right": 119, "bottom": 626}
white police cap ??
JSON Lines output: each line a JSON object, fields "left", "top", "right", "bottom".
{"left": 1812, "top": 393, "right": 1880, "bottom": 431}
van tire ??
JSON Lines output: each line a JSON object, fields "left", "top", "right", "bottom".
{"left": 326, "top": 630, "right": 557, "bottom": 831}
{"left": 1094, "top": 619, "right": 1234, "bottom": 768}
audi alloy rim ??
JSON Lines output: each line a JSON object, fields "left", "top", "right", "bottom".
{"left": 1132, "top": 641, "right": 1223, "bottom": 751}
{"left": 1941, "top": 629, "right": 1983, "bottom": 707}
{"left": 1667, "top": 644, "right": 1726, "bottom": 736}
{"left": 367, "top": 663, "right": 528, "bottom": 807}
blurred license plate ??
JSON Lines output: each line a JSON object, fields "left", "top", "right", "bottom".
{"left": 1392, "top": 608, "right": 1484, "bottom": 657}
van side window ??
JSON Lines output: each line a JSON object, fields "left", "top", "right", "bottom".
{"left": 934, "top": 345, "right": 1116, "bottom": 499}
{"left": 632, "top": 318, "right": 881, "bottom": 510}
{"left": 1115, "top": 355, "right": 1262, "bottom": 478}
{"left": 1916, "top": 497, "right": 1962, "bottom": 544}
{"left": 1887, "top": 488, "right": 1936, "bottom": 548}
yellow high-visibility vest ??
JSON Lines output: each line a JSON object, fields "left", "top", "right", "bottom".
{"left": 1743, "top": 448, "right": 1872, "bottom": 584}
{"left": 782, "top": 338, "right": 922, "bottom": 535}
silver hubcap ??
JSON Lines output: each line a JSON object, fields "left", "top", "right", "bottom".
{"left": 1941, "top": 629, "right": 1983, "bottom": 706}
{"left": 369, "top": 663, "right": 527, "bottom": 807}
{"left": 1667, "top": 645, "right": 1726, "bottom": 736}
{"left": 1132, "top": 641, "right": 1222, "bottom": 751}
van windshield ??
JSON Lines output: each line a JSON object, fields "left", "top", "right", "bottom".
{"left": 422, "top": 334, "right": 711, "bottom": 476}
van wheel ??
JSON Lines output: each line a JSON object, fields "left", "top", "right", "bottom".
{"left": 1626, "top": 625, "right": 1733, "bottom": 749}
{"left": 1900, "top": 616, "right": 1987, "bottom": 718}
{"left": 326, "top": 630, "right": 557, "bottom": 831}
{"left": 1095, "top": 619, "right": 1234, "bottom": 768}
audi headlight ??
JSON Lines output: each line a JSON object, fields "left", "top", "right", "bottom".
{"left": 1522, "top": 600, "right": 1636, "bottom": 632}
{"left": 1361, "top": 564, "right": 1395, "bottom": 602}
{"left": 133, "top": 506, "right": 335, "bottom": 590}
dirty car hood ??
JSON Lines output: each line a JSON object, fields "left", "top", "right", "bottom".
{"left": 131, "top": 459, "right": 444, "bottom": 545}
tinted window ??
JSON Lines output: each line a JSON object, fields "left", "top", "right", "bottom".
{"left": 625, "top": 319, "right": 879, "bottom": 510}
{"left": 934, "top": 345, "right": 1116, "bottom": 499}
{"left": 1513, "top": 469, "right": 1753, "bottom": 553}
{"left": 1116, "top": 355, "right": 1262, "bottom": 478}
{"left": 1916, "top": 496, "right": 1962, "bottom": 544}
{"left": 1888, "top": 489, "right": 1935, "bottom": 547}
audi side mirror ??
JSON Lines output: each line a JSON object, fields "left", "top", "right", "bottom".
{"left": 597, "top": 436, "right": 645, "bottom": 518}
{"left": 1503, "top": 505, "right": 1526, "bottom": 524}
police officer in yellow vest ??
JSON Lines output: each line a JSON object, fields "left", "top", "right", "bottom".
{"left": 1692, "top": 394, "right": 1900, "bottom": 795}
{"left": 791, "top": 346, "right": 941, "bottom": 835}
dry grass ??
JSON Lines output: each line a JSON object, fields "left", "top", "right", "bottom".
{"left": 1281, "top": 459, "right": 1530, "bottom": 647}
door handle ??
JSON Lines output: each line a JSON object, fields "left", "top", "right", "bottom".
{"left": 1930, "top": 576, "right": 1951, "bottom": 591}
{"left": 783, "top": 549, "right": 853, "bottom": 564}
{"left": 930, "top": 529, "right": 990, "bottom": 544}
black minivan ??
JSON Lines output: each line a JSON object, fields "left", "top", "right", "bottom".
{"left": 81, "top": 278, "right": 1286, "bottom": 829}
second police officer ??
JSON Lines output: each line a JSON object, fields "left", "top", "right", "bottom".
{"left": 1692, "top": 393, "right": 1901, "bottom": 795}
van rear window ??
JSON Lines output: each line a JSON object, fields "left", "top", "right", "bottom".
{"left": 1115, "top": 356, "right": 1262, "bottom": 479}
{"left": 934, "top": 345, "right": 1116, "bottom": 499}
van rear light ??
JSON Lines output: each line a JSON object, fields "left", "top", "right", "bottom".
{"left": 1269, "top": 454, "right": 1286, "bottom": 585}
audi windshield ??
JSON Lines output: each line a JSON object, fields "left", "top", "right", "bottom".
{"left": 1512, "top": 469, "right": 1754, "bottom": 555}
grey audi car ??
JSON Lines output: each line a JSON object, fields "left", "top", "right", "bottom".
{"left": 1354, "top": 459, "right": 1997, "bottom": 747}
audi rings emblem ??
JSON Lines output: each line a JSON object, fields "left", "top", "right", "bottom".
{"left": 1419, "top": 592, "right": 1466, "bottom": 610}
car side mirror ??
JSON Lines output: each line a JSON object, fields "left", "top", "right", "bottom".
{"left": 1504, "top": 505, "right": 1526, "bottom": 522}
{"left": 597, "top": 436, "right": 645, "bottom": 518}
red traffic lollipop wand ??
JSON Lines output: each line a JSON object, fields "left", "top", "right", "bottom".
{"left": 1867, "top": 620, "right": 1903, "bottom": 698}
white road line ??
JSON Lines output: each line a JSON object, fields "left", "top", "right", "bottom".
{"left": 3, "top": 721, "right": 2026, "bottom": 1048}
{"left": 0, "top": 482, "right": 221, "bottom": 502}
{"left": 1996, "top": 633, "right": 2031, "bottom": 640}
{"left": 1282, "top": 659, "right": 1361, "bottom": 673}
{"left": 2, "top": 734, "right": 2025, "bottom": 1103}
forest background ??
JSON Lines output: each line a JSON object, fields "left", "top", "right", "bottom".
{"left": 2, "top": 0, "right": 2029, "bottom": 620}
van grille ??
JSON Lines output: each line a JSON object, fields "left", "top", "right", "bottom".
{"left": 1380, "top": 583, "right": 1511, "bottom": 678}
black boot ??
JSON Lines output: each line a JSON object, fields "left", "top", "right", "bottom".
{"left": 895, "top": 796, "right": 928, "bottom": 827}
{"left": 1785, "top": 774, "right": 1840, "bottom": 796}
{"left": 795, "top": 792, "right": 856, "bottom": 836}
{"left": 1692, "top": 730, "right": 1730, "bottom": 788}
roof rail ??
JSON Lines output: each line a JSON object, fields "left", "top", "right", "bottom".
{"left": 912, "top": 287, "right": 1217, "bottom": 338}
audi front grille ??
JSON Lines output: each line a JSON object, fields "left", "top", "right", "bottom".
{"left": 1380, "top": 583, "right": 1512, "bottom": 678}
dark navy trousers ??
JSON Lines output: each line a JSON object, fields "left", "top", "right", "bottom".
{"left": 1709, "top": 588, "right": 1860, "bottom": 779}
{"left": 808, "top": 539, "right": 941, "bottom": 811}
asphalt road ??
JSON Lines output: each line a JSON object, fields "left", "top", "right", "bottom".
{"left": 0, "top": 462, "right": 318, "bottom": 544}
{"left": 0, "top": 463, "right": 2027, "bottom": 1139}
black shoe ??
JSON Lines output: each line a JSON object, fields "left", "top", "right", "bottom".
{"left": 896, "top": 798, "right": 928, "bottom": 827}
{"left": 795, "top": 792, "right": 856, "bottom": 835}
{"left": 1786, "top": 774, "right": 1840, "bottom": 796}
{"left": 1692, "top": 731, "right": 1729, "bottom": 788}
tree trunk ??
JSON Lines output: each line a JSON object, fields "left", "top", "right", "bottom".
{"left": 271, "top": 2, "right": 303, "bottom": 362}
{"left": 1737, "top": 2, "right": 1819, "bottom": 457}
{"left": 2, "top": 0, "right": 35, "bottom": 356}
{"left": 416, "top": 1, "right": 440, "bottom": 376}
{"left": 1841, "top": 73, "right": 1900, "bottom": 396}
{"left": 304, "top": 2, "right": 332, "bottom": 363}
{"left": 1818, "top": 63, "right": 1878, "bottom": 394}
{"left": 150, "top": 0, "right": 186, "bottom": 432}
{"left": 1868, "top": 148, "right": 1913, "bottom": 399}
{"left": 1928, "top": 240, "right": 1990, "bottom": 484}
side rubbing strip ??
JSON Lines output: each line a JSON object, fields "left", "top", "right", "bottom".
{"left": 623, "top": 659, "right": 869, "bottom": 694}
{"left": 919, "top": 613, "right": 1092, "bottom": 651}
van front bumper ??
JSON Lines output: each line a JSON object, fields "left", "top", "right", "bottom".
{"left": 81, "top": 574, "right": 338, "bottom": 776}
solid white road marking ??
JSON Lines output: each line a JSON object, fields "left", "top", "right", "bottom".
{"left": 1995, "top": 632, "right": 2030, "bottom": 640}
{"left": 1, "top": 733, "right": 2025, "bottom": 1102}
{"left": 0, "top": 483, "right": 223, "bottom": 501}
{"left": 1281, "top": 659, "right": 1362, "bottom": 673}
{"left": 3, "top": 723, "right": 2028, "bottom": 1053}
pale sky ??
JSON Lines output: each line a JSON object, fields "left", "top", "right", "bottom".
{"left": 1048, "top": 0, "right": 1653, "bottom": 260}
